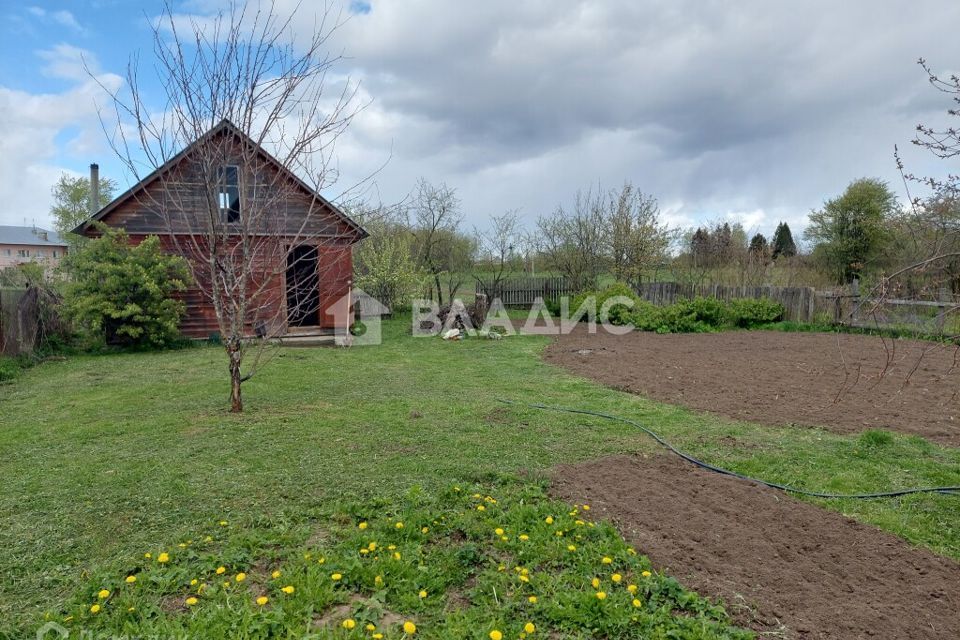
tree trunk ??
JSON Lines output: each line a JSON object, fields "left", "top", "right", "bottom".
{"left": 434, "top": 272, "right": 444, "bottom": 306}
{"left": 227, "top": 342, "right": 243, "bottom": 413}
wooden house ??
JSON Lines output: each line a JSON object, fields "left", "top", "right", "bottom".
{"left": 73, "top": 120, "right": 368, "bottom": 340}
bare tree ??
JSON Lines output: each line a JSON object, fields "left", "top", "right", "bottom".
{"left": 97, "top": 1, "right": 365, "bottom": 411}
{"left": 537, "top": 189, "right": 608, "bottom": 292}
{"left": 409, "top": 179, "right": 463, "bottom": 305}
{"left": 474, "top": 210, "right": 522, "bottom": 299}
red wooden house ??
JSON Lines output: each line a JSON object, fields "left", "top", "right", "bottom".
{"left": 73, "top": 120, "right": 368, "bottom": 340}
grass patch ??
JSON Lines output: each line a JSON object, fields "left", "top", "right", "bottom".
{"left": 1, "top": 318, "right": 959, "bottom": 634}
{"left": 43, "top": 482, "right": 751, "bottom": 638}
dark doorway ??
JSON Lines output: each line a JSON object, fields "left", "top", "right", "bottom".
{"left": 286, "top": 245, "right": 320, "bottom": 327}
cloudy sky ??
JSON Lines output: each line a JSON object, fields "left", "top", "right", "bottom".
{"left": 1, "top": 1, "right": 959, "bottom": 239}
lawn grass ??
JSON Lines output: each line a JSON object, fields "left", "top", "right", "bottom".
{"left": 1, "top": 318, "right": 959, "bottom": 634}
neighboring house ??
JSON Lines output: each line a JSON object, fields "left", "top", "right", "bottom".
{"left": 0, "top": 225, "right": 68, "bottom": 271}
{"left": 72, "top": 119, "right": 368, "bottom": 339}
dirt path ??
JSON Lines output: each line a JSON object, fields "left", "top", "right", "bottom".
{"left": 544, "top": 328, "right": 960, "bottom": 446}
{"left": 551, "top": 455, "right": 960, "bottom": 639}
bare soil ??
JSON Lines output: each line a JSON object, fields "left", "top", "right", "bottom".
{"left": 551, "top": 454, "right": 960, "bottom": 639}
{"left": 544, "top": 328, "right": 960, "bottom": 446}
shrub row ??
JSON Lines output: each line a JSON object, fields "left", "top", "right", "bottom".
{"left": 572, "top": 283, "right": 784, "bottom": 333}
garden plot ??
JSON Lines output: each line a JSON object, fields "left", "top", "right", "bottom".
{"left": 545, "top": 328, "right": 960, "bottom": 446}
{"left": 551, "top": 455, "right": 960, "bottom": 639}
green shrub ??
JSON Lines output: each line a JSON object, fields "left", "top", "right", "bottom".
{"left": 0, "top": 356, "right": 22, "bottom": 382}
{"left": 63, "top": 227, "right": 191, "bottom": 348}
{"left": 571, "top": 282, "right": 644, "bottom": 326}
{"left": 727, "top": 298, "right": 784, "bottom": 328}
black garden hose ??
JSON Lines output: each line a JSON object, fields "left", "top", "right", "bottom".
{"left": 499, "top": 399, "right": 960, "bottom": 499}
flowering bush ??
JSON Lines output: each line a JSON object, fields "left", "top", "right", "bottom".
{"left": 44, "top": 484, "right": 752, "bottom": 639}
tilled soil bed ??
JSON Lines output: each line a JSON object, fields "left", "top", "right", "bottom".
{"left": 551, "top": 455, "right": 960, "bottom": 639}
{"left": 544, "top": 328, "right": 960, "bottom": 446}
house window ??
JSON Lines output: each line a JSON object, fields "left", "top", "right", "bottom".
{"left": 18, "top": 249, "right": 28, "bottom": 257}
{"left": 218, "top": 165, "right": 241, "bottom": 223}
{"left": 53, "top": 250, "right": 59, "bottom": 258}
{"left": 36, "top": 250, "right": 45, "bottom": 257}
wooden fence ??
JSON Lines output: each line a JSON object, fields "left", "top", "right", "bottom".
{"left": 476, "top": 277, "right": 572, "bottom": 307}
{"left": 635, "top": 282, "right": 817, "bottom": 322}
{"left": 0, "top": 288, "right": 28, "bottom": 356}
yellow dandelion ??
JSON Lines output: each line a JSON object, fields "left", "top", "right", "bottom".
{"left": 632, "top": 598, "right": 642, "bottom": 607}
{"left": 419, "top": 589, "right": 427, "bottom": 598}
{"left": 641, "top": 570, "right": 652, "bottom": 578}
{"left": 125, "top": 575, "right": 136, "bottom": 584}
{"left": 190, "top": 579, "right": 198, "bottom": 587}
{"left": 342, "top": 618, "right": 356, "bottom": 629}
{"left": 421, "top": 526, "right": 429, "bottom": 534}
{"left": 477, "top": 505, "right": 486, "bottom": 511}
{"left": 256, "top": 596, "right": 269, "bottom": 606}
{"left": 601, "top": 556, "right": 613, "bottom": 565}
{"left": 235, "top": 573, "right": 246, "bottom": 582}
{"left": 524, "top": 622, "right": 536, "bottom": 634}
{"left": 395, "top": 522, "right": 404, "bottom": 529}
{"left": 89, "top": 604, "right": 100, "bottom": 614}
{"left": 611, "top": 573, "right": 622, "bottom": 583}
{"left": 403, "top": 620, "right": 417, "bottom": 634}
{"left": 368, "top": 542, "right": 377, "bottom": 551}
{"left": 528, "top": 595, "right": 538, "bottom": 603}
{"left": 374, "top": 575, "right": 384, "bottom": 587}
{"left": 143, "top": 552, "right": 151, "bottom": 559}
{"left": 494, "top": 528, "right": 504, "bottom": 536}
{"left": 157, "top": 552, "right": 170, "bottom": 564}
{"left": 582, "top": 505, "right": 590, "bottom": 511}
{"left": 567, "top": 544, "right": 577, "bottom": 551}
{"left": 280, "top": 585, "right": 295, "bottom": 595}
{"left": 519, "top": 534, "right": 529, "bottom": 541}
{"left": 366, "top": 623, "right": 377, "bottom": 631}
{"left": 318, "top": 557, "right": 326, "bottom": 564}
{"left": 388, "top": 544, "right": 397, "bottom": 550}
{"left": 331, "top": 573, "right": 342, "bottom": 581}
{"left": 545, "top": 516, "right": 554, "bottom": 524}
{"left": 185, "top": 597, "right": 198, "bottom": 606}
{"left": 489, "top": 631, "right": 503, "bottom": 640}
{"left": 595, "top": 591, "right": 607, "bottom": 600}
{"left": 627, "top": 584, "right": 638, "bottom": 594}
{"left": 591, "top": 577, "right": 600, "bottom": 589}
{"left": 271, "top": 570, "right": 281, "bottom": 579}
{"left": 373, "top": 635, "right": 384, "bottom": 639}
{"left": 393, "top": 551, "right": 401, "bottom": 560}
{"left": 358, "top": 521, "right": 368, "bottom": 529}
{"left": 215, "top": 566, "right": 226, "bottom": 575}
{"left": 97, "top": 589, "right": 110, "bottom": 599}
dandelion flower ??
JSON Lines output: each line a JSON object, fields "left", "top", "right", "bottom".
{"left": 256, "top": 596, "right": 269, "bottom": 606}
{"left": 395, "top": 522, "right": 404, "bottom": 529}
{"left": 627, "top": 584, "right": 638, "bottom": 594}
{"left": 374, "top": 575, "right": 384, "bottom": 587}
{"left": 373, "top": 635, "right": 384, "bottom": 639}
{"left": 388, "top": 545, "right": 397, "bottom": 550}
{"left": 359, "top": 521, "right": 368, "bottom": 530}
{"left": 403, "top": 620, "right": 417, "bottom": 634}
{"left": 641, "top": 570, "right": 652, "bottom": 578}
{"left": 601, "top": 556, "right": 612, "bottom": 565}
{"left": 519, "top": 574, "right": 530, "bottom": 583}
{"left": 281, "top": 585, "right": 295, "bottom": 594}
{"left": 632, "top": 598, "right": 642, "bottom": 608}
{"left": 494, "top": 528, "right": 504, "bottom": 536}
{"left": 582, "top": 505, "right": 590, "bottom": 511}
{"left": 611, "top": 573, "right": 622, "bottom": 583}
{"left": 366, "top": 623, "right": 376, "bottom": 631}
{"left": 489, "top": 631, "right": 503, "bottom": 640}
{"left": 595, "top": 591, "right": 607, "bottom": 600}
{"left": 318, "top": 557, "right": 326, "bottom": 564}
{"left": 125, "top": 576, "right": 136, "bottom": 584}
{"left": 143, "top": 553, "right": 152, "bottom": 559}
{"left": 419, "top": 590, "right": 427, "bottom": 598}
{"left": 591, "top": 577, "right": 600, "bottom": 589}
{"left": 524, "top": 622, "right": 536, "bottom": 634}
{"left": 215, "top": 566, "right": 226, "bottom": 575}
{"left": 272, "top": 570, "right": 281, "bottom": 579}
{"left": 528, "top": 595, "right": 538, "bottom": 603}
{"left": 331, "top": 573, "right": 343, "bottom": 581}
{"left": 393, "top": 552, "right": 402, "bottom": 560}
{"left": 421, "top": 527, "right": 429, "bottom": 534}
{"left": 477, "top": 505, "right": 486, "bottom": 511}
{"left": 235, "top": 573, "right": 247, "bottom": 582}
{"left": 342, "top": 618, "right": 356, "bottom": 629}
{"left": 190, "top": 579, "right": 198, "bottom": 587}
{"left": 157, "top": 552, "right": 170, "bottom": 564}
{"left": 89, "top": 604, "right": 101, "bottom": 614}
{"left": 97, "top": 589, "right": 110, "bottom": 599}
{"left": 185, "top": 597, "right": 198, "bottom": 606}
{"left": 219, "top": 520, "right": 228, "bottom": 526}
{"left": 368, "top": 542, "right": 377, "bottom": 551}
{"left": 544, "top": 516, "right": 554, "bottom": 524}
{"left": 519, "top": 534, "right": 529, "bottom": 541}
{"left": 567, "top": 544, "right": 576, "bottom": 552}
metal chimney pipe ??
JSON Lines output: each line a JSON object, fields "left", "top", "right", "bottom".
{"left": 89, "top": 163, "right": 100, "bottom": 215}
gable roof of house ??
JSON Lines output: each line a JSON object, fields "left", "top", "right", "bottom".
{"left": 0, "top": 225, "right": 68, "bottom": 247}
{"left": 71, "top": 119, "right": 367, "bottom": 239}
